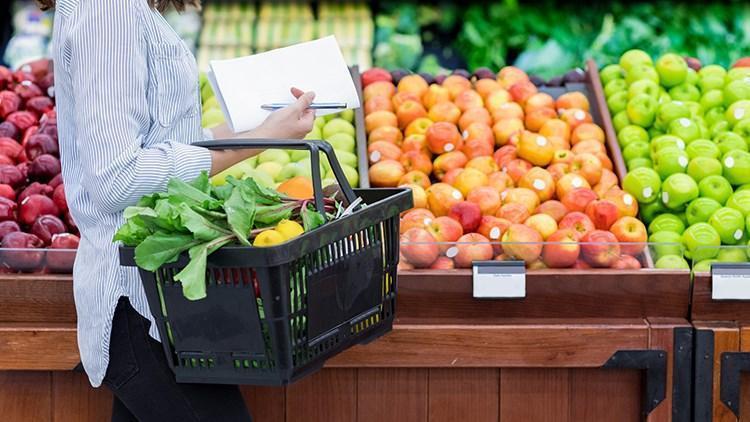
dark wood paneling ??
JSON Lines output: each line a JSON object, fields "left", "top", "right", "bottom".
{"left": 0, "top": 323, "right": 78, "bottom": 370}
{"left": 397, "top": 270, "right": 689, "bottom": 321}
{"left": 241, "top": 386, "right": 286, "bottom": 422}
{"left": 0, "top": 371, "right": 52, "bottom": 422}
{"left": 285, "top": 369, "right": 357, "bottom": 422}
{"left": 357, "top": 368, "right": 427, "bottom": 422}
{"left": 714, "top": 326, "right": 740, "bottom": 422}
{"left": 500, "top": 368, "right": 570, "bottom": 422}
{"left": 692, "top": 274, "right": 750, "bottom": 323}
{"left": 647, "top": 318, "right": 691, "bottom": 422}
{"left": 0, "top": 275, "right": 75, "bottom": 323}
{"left": 569, "top": 369, "right": 641, "bottom": 422}
{"left": 329, "top": 321, "right": 649, "bottom": 368}
{"left": 428, "top": 368, "right": 498, "bottom": 422}
{"left": 51, "top": 371, "right": 112, "bottom": 422}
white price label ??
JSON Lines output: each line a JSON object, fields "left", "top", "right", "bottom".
{"left": 712, "top": 264, "right": 750, "bottom": 300}
{"left": 472, "top": 261, "right": 526, "bottom": 299}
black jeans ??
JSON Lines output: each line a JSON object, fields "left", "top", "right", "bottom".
{"left": 104, "top": 297, "right": 253, "bottom": 422}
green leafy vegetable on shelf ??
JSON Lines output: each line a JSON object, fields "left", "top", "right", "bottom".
{"left": 115, "top": 172, "right": 336, "bottom": 301}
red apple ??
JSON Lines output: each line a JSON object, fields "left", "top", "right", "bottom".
{"left": 584, "top": 199, "right": 620, "bottom": 230}
{"left": 501, "top": 223, "right": 543, "bottom": 263}
{"left": 580, "top": 230, "right": 621, "bottom": 268}
{"left": 610, "top": 254, "right": 642, "bottom": 270}
{"left": 453, "top": 233, "right": 494, "bottom": 268}
{"left": 558, "top": 212, "right": 595, "bottom": 239}
{"left": 400, "top": 228, "right": 439, "bottom": 268}
{"left": 448, "top": 201, "right": 482, "bottom": 233}
{"left": 541, "top": 228, "right": 580, "bottom": 268}
{"left": 609, "top": 216, "right": 647, "bottom": 256}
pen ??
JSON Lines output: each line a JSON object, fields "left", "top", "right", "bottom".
{"left": 260, "top": 102, "right": 348, "bottom": 111}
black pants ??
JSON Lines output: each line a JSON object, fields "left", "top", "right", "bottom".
{"left": 104, "top": 297, "right": 253, "bottom": 422}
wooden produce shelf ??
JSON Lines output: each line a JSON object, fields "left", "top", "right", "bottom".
{"left": 692, "top": 272, "right": 750, "bottom": 323}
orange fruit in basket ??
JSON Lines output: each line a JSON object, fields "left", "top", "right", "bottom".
{"left": 277, "top": 176, "right": 314, "bottom": 200}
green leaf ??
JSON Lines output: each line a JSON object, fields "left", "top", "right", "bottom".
{"left": 177, "top": 203, "right": 232, "bottom": 241}
{"left": 255, "top": 203, "right": 293, "bottom": 228}
{"left": 224, "top": 187, "right": 255, "bottom": 245}
{"left": 301, "top": 205, "right": 326, "bottom": 232}
{"left": 134, "top": 232, "right": 201, "bottom": 271}
{"left": 174, "top": 235, "right": 234, "bottom": 301}
{"left": 212, "top": 183, "right": 233, "bottom": 201}
{"left": 153, "top": 199, "right": 187, "bottom": 232}
{"left": 113, "top": 218, "right": 151, "bottom": 247}
{"left": 189, "top": 172, "right": 211, "bottom": 195}
{"left": 232, "top": 177, "right": 280, "bottom": 205}
{"left": 167, "top": 177, "right": 223, "bottom": 210}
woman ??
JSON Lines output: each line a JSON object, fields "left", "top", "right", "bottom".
{"left": 44, "top": 0, "right": 315, "bottom": 420}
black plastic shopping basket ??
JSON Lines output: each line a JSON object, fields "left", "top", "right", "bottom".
{"left": 119, "top": 139, "right": 412, "bottom": 385}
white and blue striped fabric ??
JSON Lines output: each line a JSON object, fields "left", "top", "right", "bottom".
{"left": 52, "top": 0, "right": 213, "bottom": 387}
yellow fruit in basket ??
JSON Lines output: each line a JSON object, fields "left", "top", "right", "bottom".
{"left": 253, "top": 230, "right": 286, "bottom": 247}
{"left": 276, "top": 220, "right": 305, "bottom": 240}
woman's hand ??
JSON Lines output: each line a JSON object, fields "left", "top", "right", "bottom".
{"left": 254, "top": 88, "right": 316, "bottom": 139}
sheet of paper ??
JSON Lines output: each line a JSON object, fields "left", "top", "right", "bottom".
{"left": 208, "top": 36, "right": 360, "bottom": 134}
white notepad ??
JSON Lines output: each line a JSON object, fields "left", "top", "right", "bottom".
{"left": 208, "top": 36, "right": 360, "bottom": 134}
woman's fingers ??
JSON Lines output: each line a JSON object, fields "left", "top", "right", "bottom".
{"left": 290, "top": 91, "right": 315, "bottom": 114}
{"left": 290, "top": 87, "right": 305, "bottom": 98}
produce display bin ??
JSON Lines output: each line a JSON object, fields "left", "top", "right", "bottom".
{"left": 691, "top": 247, "right": 750, "bottom": 421}
{"left": 0, "top": 248, "right": 76, "bottom": 274}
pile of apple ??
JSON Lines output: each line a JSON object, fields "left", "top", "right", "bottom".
{"left": 604, "top": 49, "right": 750, "bottom": 269}
{"left": 360, "top": 67, "right": 649, "bottom": 270}
{"left": 0, "top": 60, "right": 79, "bottom": 273}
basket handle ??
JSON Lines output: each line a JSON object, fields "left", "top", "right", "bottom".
{"left": 192, "top": 139, "right": 358, "bottom": 217}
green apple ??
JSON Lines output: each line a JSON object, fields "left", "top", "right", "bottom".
{"left": 613, "top": 111, "right": 631, "bottom": 132}
{"left": 686, "top": 197, "right": 723, "bottom": 225}
{"left": 243, "top": 169, "right": 275, "bottom": 189}
{"left": 202, "top": 96, "right": 219, "bottom": 110}
{"left": 711, "top": 122, "right": 731, "bottom": 140}
{"left": 641, "top": 200, "right": 668, "bottom": 224}
{"left": 649, "top": 231, "right": 684, "bottom": 259}
{"left": 323, "top": 118, "right": 355, "bottom": 139}
{"left": 210, "top": 162, "right": 247, "bottom": 187}
{"left": 620, "top": 49, "right": 653, "bottom": 72}
{"left": 627, "top": 158, "right": 654, "bottom": 170}
{"left": 723, "top": 150, "right": 750, "bottom": 185}
{"left": 739, "top": 184, "right": 750, "bottom": 192}
{"left": 257, "top": 149, "right": 291, "bottom": 165}
{"left": 618, "top": 125, "right": 649, "bottom": 147}
{"left": 201, "top": 108, "right": 224, "bottom": 128}
{"left": 700, "top": 89, "right": 724, "bottom": 111}
{"left": 627, "top": 94, "right": 658, "bottom": 127}
{"left": 693, "top": 259, "right": 718, "bottom": 272}
{"left": 698, "top": 175, "right": 734, "bottom": 205}
{"left": 727, "top": 100, "right": 750, "bottom": 126}
{"left": 654, "top": 147, "right": 689, "bottom": 179}
{"left": 605, "top": 79, "right": 628, "bottom": 98}
{"left": 290, "top": 150, "right": 310, "bottom": 162}
{"left": 255, "top": 161, "right": 284, "bottom": 182}
{"left": 684, "top": 101, "right": 704, "bottom": 119}
{"left": 297, "top": 158, "right": 326, "bottom": 180}
{"left": 339, "top": 109, "right": 355, "bottom": 123}
{"left": 677, "top": 211, "right": 689, "bottom": 227}
{"left": 658, "top": 88, "right": 671, "bottom": 105}
{"left": 651, "top": 135, "right": 685, "bottom": 155}
{"left": 668, "top": 117, "right": 701, "bottom": 143}
{"left": 623, "top": 141, "right": 651, "bottom": 162}
{"left": 655, "top": 254, "right": 690, "bottom": 269}
{"left": 661, "top": 173, "right": 699, "bottom": 209}
{"left": 705, "top": 106, "right": 728, "bottom": 127}
{"left": 323, "top": 113, "right": 338, "bottom": 122}
{"left": 628, "top": 79, "right": 660, "bottom": 99}
{"left": 686, "top": 67, "right": 699, "bottom": 84}
{"left": 340, "top": 164, "right": 359, "bottom": 187}
{"left": 709, "top": 207, "right": 746, "bottom": 244}
{"left": 321, "top": 178, "right": 337, "bottom": 188}
{"left": 669, "top": 84, "right": 701, "bottom": 102}
{"left": 314, "top": 116, "right": 327, "bottom": 129}
{"left": 326, "top": 133, "right": 356, "bottom": 152}
{"left": 686, "top": 139, "right": 720, "bottom": 159}
{"left": 334, "top": 150, "right": 358, "bottom": 168}
{"left": 649, "top": 213, "right": 686, "bottom": 234}
{"left": 699, "top": 74, "right": 725, "bottom": 92}
{"left": 724, "top": 79, "right": 750, "bottom": 106}
{"left": 278, "top": 162, "right": 303, "bottom": 181}
{"left": 726, "top": 67, "right": 750, "bottom": 82}
{"left": 682, "top": 222, "right": 721, "bottom": 261}
{"left": 733, "top": 119, "right": 750, "bottom": 141}
{"left": 715, "top": 132, "right": 748, "bottom": 154}
{"left": 601, "top": 64, "right": 625, "bottom": 85}
{"left": 607, "top": 91, "right": 629, "bottom": 114}
{"left": 699, "top": 64, "right": 727, "bottom": 80}
{"left": 320, "top": 154, "right": 332, "bottom": 172}
{"left": 623, "top": 167, "right": 662, "bottom": 203}
{"left": 656, "top": 101, "right": 690, "bottom": 127}
{"left": 655, "top": 53, "right": 688, "bottom": 88}
{"left": 717, "top": 247, "right": 748, "bottom": 263}
{"left": 626, "top": 64, "right": 660, "bottom": 85}
{"left": 649, "top": 127, "right": 665, "bottom": 140}
{"left": 727, "top": 191, "right": 750, "bottom": 216}
{"left": 304, "top": 126, "right": 323, "bottom": 140}
{"left": 687, "top": 157, "right": 722, "bottom": 182}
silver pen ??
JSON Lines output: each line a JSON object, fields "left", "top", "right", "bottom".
{"left": 260, "top": 102, "right": 347, "bottom": 111}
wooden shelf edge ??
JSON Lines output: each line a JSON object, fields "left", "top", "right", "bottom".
{"left": 0, "top": 323, "right": 78, "bottom": 370}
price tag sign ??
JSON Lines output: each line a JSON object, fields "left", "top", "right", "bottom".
{"left": 472, "top": 261, "right": 526, "bottom": 299}
{"left": 712, "top": 263, "right": 750, "bottom": 300}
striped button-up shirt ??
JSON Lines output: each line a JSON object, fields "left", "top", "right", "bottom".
{"left": 53, "top": 0, "right": 213, "bottom": 387}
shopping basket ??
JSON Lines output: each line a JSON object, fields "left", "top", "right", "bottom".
{"left": 119, "top": 139, "right": 412, "bottom": 385}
